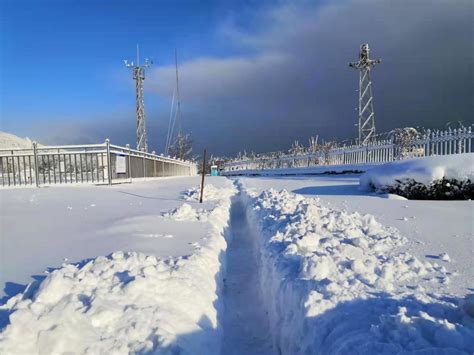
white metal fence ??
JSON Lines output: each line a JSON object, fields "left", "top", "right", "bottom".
{"left": 0, "top": 139, "right": 197, "bottom": 187}
{"left": 223, "top": 126, "right": 473, "bottom": 174}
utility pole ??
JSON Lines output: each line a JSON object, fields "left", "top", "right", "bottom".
{"left": 349, "top": 43, "right": 381, "bottom": 145}
{"left": 124, "top": 45, "right": 152, "bottom": 152}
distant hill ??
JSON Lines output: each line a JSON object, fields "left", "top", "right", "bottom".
{"left": 0, "top": 131, "right": 39, "bottom": 149}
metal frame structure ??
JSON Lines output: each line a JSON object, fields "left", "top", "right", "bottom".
{"left": 125, "top": 45, "right": 152, "bottom": 152}
{"left": 349, "top": 43, "right": 381, "bottom": 145}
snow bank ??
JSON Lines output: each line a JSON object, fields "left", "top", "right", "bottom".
{"left": 183, "top": 183, "right": 236, "bottom": 202}
{"left": 0, "top": 183, "right": 236, "bottom": 354}
{"left": 0, "top": 131, "right": 37, "bottom": 149}
{"left": 222, "top": 163, "right": 376, "bottom": 177}
{"left": 243, "top": 186, "right": 474, "bottom": 354}
{"left": 360, "top": 154, "right": 474, "bottom": 193}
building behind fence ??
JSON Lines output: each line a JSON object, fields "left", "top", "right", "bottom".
{"left": 223, "top": 126, "right": 473, "bottom": 174}
{"left": 0, "top": 139, "right": 197, "bottom": 187}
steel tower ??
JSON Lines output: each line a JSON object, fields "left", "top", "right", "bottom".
{"left": 124, "top": 45, "right": 152, "bottom": 152}
{"left": 349, "top": 43, "right": 381, "bottom": 144}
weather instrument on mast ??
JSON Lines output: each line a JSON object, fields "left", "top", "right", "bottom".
{"left": 124, "top": 45, "right": 153, "bottom": 152}
{"left": 349, "top": 43, "right": 381, "bottom": 145}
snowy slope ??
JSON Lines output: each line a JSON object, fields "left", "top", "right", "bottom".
{"left": 240, "top": 182, "right": 474, "bottom": 354}
{"left": 0, "top": 131, "right": 37, "bottom": 149}
{"left": 0, "top": 177, "right": 236, "bottom": 354}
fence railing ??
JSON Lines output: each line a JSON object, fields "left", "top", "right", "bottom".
{"left": 223, "top": 126, "right": 473, "bottom": 174}
{"left": 0, "top": 139, "right": 197, "bottom": 187}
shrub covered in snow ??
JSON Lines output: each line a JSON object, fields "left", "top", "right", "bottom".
{"left": 383, "top": 177, "right": 473, "bottom": 200}
{"left": 360, "top": 154, "right": 474, "bottom": 200}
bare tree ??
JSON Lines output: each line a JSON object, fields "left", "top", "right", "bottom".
{"left": 168, "top": 133, "right": 193, "bottom": 160}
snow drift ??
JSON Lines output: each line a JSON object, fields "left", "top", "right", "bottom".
{"left": 243, "top": 186, "right": 474, "bottom": 354}
{"left": 360, "top": 154, "right": 474, "bottom": 199}
{"left": 0, "top": 183, "right": 236, "bottom": 354}
{"left": 0, "top": 131, "right": 37, "bottom": 149}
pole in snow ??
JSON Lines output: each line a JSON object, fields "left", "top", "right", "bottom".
{"left": 200, "top": 149, "right": 207, "bottom": 203}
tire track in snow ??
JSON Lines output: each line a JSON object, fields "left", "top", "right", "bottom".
{"left": 221, "top": 192, "right": 275, "bottom": 355}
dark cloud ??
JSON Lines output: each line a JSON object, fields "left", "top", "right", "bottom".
{"left": 145, "top": 0, "right": 473, "bottom": 155}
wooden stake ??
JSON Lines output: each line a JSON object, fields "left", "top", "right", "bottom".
{"left": 199, "top": 149, "right": 207, "bottom": 203}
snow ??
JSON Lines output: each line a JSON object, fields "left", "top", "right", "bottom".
{"left": 237, "top": 175, "right": 473, "bottom": 296}
{"left": 1, "top": 172, "right": 472, "bottom": 354}
{"left": 360, "top": 154, "right": 474, "bottom": 191}
{"left": 240, "top": 182, "right": 474, "bottom": 354}
{"left": 223, "top": 163, "right": 377, "bottom": 176}
{"left": 0, "top": 177, "right": 236, "bottom": 354}
{"left": 221, "top": 194, "right": 273, "bottom": 355}
{"left": 0, "top": 131, "right": 37, "bottom": 149}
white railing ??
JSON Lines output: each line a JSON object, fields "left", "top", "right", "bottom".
{"left": 0, "top": 139, "right": 197, "bottom": 187}
{"left": 223, "top": 126, "right": 473, "bottom": 174}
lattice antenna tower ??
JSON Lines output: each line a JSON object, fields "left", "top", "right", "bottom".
{"left": 349, "top": 43, "right": 381, "bottom": 144}
{"left": 124, "top": 44, "right": 153, "bottom": 152}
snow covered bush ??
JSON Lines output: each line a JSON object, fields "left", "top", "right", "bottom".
{"left": 361, "top": 154, "right": 474, "bottom": 200}
{"left": 384, "top": 177, "right": 473, "bottom": 200}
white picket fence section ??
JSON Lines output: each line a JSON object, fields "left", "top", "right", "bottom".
{"left": 223, "top": 127, "right": 473, "bottom": 174}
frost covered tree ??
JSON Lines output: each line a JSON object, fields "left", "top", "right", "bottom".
{"left": 391, "top": 127, "right": 420, "bottom": 159}
{"left": 289, "top": 140, "right": 305, "bottom": 155}
{"left": 168, "top": 133, "right": 193, "bottom": 160}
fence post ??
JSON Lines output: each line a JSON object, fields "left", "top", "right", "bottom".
{"left": 142, "top": 151, "right": 146, "bottom": 179}
{"left": 126, "top": 144, "right": 132, "bottom": 183}
{"left": 33, "top": 141, "right": 40, "bottom": 187}
{"left": 106, "top": 139, "right": 112, "bottom": 185}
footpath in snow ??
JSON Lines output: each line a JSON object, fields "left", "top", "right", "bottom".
{"left": 221, "top": 191, "right": 273, "bottom": 355}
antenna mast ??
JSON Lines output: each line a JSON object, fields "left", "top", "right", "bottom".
{"left": 124, "top": 44, "right": 152, "bottom": 152}
{"left": 349, "top": 43, "right": 381, "bottom": 144}
{"left": 174, "top": 49, "right": 182, "bottom": 136}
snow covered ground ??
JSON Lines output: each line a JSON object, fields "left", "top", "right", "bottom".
{"left": 0, "top": 131, "right": 37, "bottom": 149}
{"left": 0, "top": 177, "right": 236, "bottom": 354}
{"left": 237, "top": 175, "right": 473, "bottom": 353}
{"left": 1, "top": 173, "right": 473, "bottom": 354}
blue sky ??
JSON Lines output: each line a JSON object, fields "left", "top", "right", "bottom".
{"left": 1, "top": 0, "right": 236, "bottom": 121}
{"left": 1, "top": 0, "right": 472, "bottom": 155}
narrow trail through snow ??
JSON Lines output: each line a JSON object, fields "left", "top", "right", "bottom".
{"left": 221, "top": 194, "right": 275, "bottom": 355}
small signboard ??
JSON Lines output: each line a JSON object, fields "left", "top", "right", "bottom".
{"left": 116, "top": 155, "right": 126, "bottom": 173}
